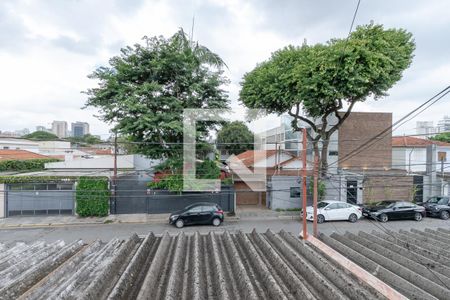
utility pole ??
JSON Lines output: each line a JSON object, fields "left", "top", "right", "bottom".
{"left": 112, "top": 132, "right": 118, "bottom": 213}
{"left": 302, "top": 128, "right": 308, "bottom": 239}
{"left": 313, "top": 154, "right": 319, "bottom": 237}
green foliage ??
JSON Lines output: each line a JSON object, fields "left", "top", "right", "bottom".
{"left": 148, "top": 159, "right": 222, "bottom": 192}
{"left": 148, "top": 174, "right": 184, "bottom": 192}
{"left": 240, "top": 23, "right": 415, "bottom": 174}
{"left": 76, "top": 177, "right": 109, "bottom": 217}
{"left": 23, "top": 131, "right": 59, "bottom": 140}
{"left": 65, "top": 134, "right": 102, "bottom": 146}
{"left": 0, "top": 159, "right": 60, "bottom": 172}
{"left": 216, "top": 121, "right": 254, "bottom": 155}
{"left": 195, "top": 159, "right": 220, "bottom": 179}
{"left": 429, "top": 132, "right": 450, "bottom": 143}
{"left": 0, "top": 176, "right": 106, "bottom": 184}
{"left": 308, "top": 180, "right": 326, "bottom": 201}
{"left": 85, "top": 29, "right": 230, "bottom": 160}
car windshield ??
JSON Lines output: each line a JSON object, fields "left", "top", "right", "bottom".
{"left": 427, "top": 197, "right": 448, "bottom": 205}
{"left": 317, "top": 202, "right": 329, "bottom": 208}
{"left": 374, "top": 201, "right": 396, "bottom": 208}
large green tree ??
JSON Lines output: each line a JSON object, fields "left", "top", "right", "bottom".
{"left": 85, "top": 29, "right": 229, "bottom": 160}
{"left": 240, "top": 23, "right": 415, "bottom": 176}
{"left": 216, "top": 121, "right": 254, "bottom": 155}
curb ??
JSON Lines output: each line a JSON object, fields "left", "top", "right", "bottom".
{"left": 0, "top": 216, "right": 243, "bottom": 229}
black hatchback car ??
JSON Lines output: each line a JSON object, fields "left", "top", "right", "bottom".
{"left": 418, "top": 196, "right": 450, "bottom": 220}
{"left": 362, "top": 200, "right": 425, "bottom": 222}
{"left": 169, "top": 202, "right": 224, "bottom": 228}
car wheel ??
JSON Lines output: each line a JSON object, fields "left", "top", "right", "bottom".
{"left": 379, "top": 214, "right": 388, "bottom": 223}
{"left": 175, "top": 219, "right": 184, "bottom": 228}
{"left": 317, "top": 214, "right": 325, "bottom": 224}
{"left": 440, "top": 210, "right": 450, "bottom": 220}
{"left": 414, "top": 212, "right": 423, "bottom": 222}
{"left": 212, "top": 218, "right": 221, "bottom": 227}
{"left": 348, "top": 213, "right": 358, "bottom": 223}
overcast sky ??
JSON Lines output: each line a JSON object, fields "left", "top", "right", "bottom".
{"left": 1, "top": 0, "right": 449, "bottom": 138}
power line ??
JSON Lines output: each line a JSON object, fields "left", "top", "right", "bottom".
{"left": 329, "top": 86, "right": 450, "bottom": 168}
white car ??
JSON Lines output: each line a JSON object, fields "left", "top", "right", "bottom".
{"left": 306, "top": 200, "right": 362, "bottom": 223}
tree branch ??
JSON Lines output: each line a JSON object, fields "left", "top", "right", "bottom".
{"left": 288, "top": 104, "right": 318, "bottom": 132}
{"left": 327, "top": 99, "right": 357, "bottom": 136}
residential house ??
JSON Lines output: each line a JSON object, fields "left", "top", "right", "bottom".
{"left": 392, "top": 136, "right": 450, "bottom": 199}
{"left": 254, "top": 112, "right": 419, "bottom": 207}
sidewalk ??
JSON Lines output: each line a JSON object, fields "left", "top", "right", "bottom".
{"left": 0, "top": 208, "right": 299, "bottom": 229}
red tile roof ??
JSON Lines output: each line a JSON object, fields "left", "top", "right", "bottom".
{"left": 0, "top": 150, "right": 51, "bottom": 161}
{"left": 233, "top": 150, "right": 282, "bottom": 167}
{"left": 392, "top": 136, "right": 450, "bottom": 147}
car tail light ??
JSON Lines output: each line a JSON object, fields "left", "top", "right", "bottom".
{"left": 216, "top": 209, "right": 224, "bottom": 214}
{"left": 357, "top": 207, "right": 362, "bottom": 211}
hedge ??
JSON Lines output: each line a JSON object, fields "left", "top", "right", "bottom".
{"left": 75, "top": 177, "right": 109, "bottom": 217}
{"left": 0, "top": 159, "right": 60, "bottom": 172}
{"left": 0, "top": 175, "right": 106, "bottom": 184}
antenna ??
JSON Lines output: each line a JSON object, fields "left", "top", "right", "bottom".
{"left": 190, "top": 14, "right": 195, "bottom": 42}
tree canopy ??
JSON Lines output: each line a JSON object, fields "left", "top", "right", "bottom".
{"left": 66, "top": 134, "right": 102, "bottom": 146}
{"left": 430, "top": 132, "right": 450, "bottom": 143}
{"left": 23, "top": 131, "right": 59, "bottom": 141}
{"left": 216, "top": 121, "right": 254, "bottom": 155}
{"left": 240, "top": 23, "right": 415, "bottom": 175}
{"left": 85, "top": 29, "right": 229, "bottom": 160}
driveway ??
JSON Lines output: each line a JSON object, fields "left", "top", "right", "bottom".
{"left": 0, "top": 217, "right": 449, "bottom": 243}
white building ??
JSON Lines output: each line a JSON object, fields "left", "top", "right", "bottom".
{"left": 52, "top": 121, "right": 68, "bottom": 138}
{"left": 0, "top": 138, "right": 39, "bottom": 151}
{"left": 416, "top": 121, "right": 435, "bottom": 137}
{"left": 437, "top": 115, "right": 450, "bottom": 133}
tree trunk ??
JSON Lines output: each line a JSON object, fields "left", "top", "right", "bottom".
{"left": 320, "top": 138, "right": 330, "bottom": 178}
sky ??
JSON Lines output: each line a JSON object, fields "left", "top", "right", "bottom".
{"left": 0, "top": 0, "right": 449, "bottom": 138}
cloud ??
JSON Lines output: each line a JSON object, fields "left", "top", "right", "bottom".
{"left": 0, "top": 0, "right": 449, "bottom": 137}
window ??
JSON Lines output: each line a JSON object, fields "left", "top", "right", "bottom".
{"left": 318, "top": 202, "right": 329, "bottom": 208}
{"left": 336, "top": 203, "right": 349, "bottom": 209}
{"left": 329, "top": 150, "right": 338, "bottom": 156}
{"left": 290, "top": 187, "right": 301, "bottom": 198}
{"left": 188, "top": 206, "right": 202, "bottom": 213}
{"left": 327, "top": 203, "right": 339, "bottom": 209}
{"left": 3, "top": 146, "right": 9, "bottom": 149}
{"left": 201, "top": 205, "right": 215, "bottom": 212}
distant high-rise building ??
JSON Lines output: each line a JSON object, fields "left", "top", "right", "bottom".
{"left": 437, "top": 115, "right": 450, "bottom": 133}
{"left": 71, "top": 122, "right": 90, "bottom": 137}
{"left": 416, "top": 121, "right": 435, "bottom": 137}
{"left": 52, "top": 121, "right": 68, "bottom": 138}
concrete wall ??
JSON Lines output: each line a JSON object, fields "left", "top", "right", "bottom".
{"left": 269, "top": 176, "right": 312, "bottom": 210}
{"left": 0, "top": 183, "right": 4, "bottom": 218}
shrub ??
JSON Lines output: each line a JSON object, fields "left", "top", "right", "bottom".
{"left": 76, "top": 177, "right": 109, "bottom": 217}
{"left": 0, "top": 158, "right": 60, "bottom": 171}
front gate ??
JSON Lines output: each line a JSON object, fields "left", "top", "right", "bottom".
{"left": 112, "top": 174, "right": 235, "bottom": 214}
{"left": 6, "top": 182, "right": 75, "bottom": 216}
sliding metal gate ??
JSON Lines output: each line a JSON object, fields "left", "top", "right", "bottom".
{"left": 6, "top": 183, "right": 75, "bottom": 217}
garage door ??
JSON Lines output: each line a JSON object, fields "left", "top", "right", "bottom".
{"left": 6, "top": 183, "right": 75, "bottom": 216}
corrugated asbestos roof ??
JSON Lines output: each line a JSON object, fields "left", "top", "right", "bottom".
{"left": 0, "top": 230, "right": 386, "bottom": 300}
{"left": 320, "top": 228, "right": 450, "bottom": 300}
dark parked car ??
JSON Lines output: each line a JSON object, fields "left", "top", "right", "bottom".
{"left": 169, "top": 202, "right": 224, "bottom": 228}
{"left": 362, "top": 200, "right": 425, "bottom": 223}
{"left": 418, "top": 196, "right": 450, "bottom": 220}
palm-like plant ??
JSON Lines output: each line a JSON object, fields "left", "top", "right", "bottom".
{"left": 171, "top": 28, "right": 227, "bottom": 69}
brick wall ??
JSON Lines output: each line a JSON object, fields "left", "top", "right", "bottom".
{"left": 363, "top": 175, "right": 414, "bottom": 203}
{"left": 338, "top": 112, "right": 392, "bottom": 169}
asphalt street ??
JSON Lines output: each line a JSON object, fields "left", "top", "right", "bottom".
{"left": 0, "top": 217, "right": 449, "bottom": 244}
